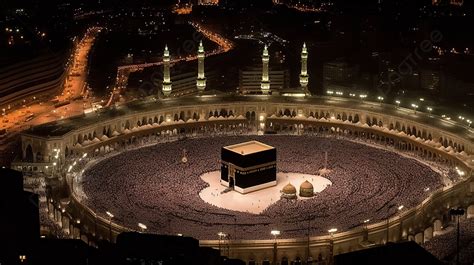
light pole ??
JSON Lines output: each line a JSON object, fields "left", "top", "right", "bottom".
{"left": 411, "top": 103, "right": 418, "bottom": 114}
{"left": 395, "top": 100, "right": 401, "bottom": 108}
{"left": 377, "top": 96, "right": 384, "bottom": 105}
{"left": 386, "top": 204, "right": 395, "bottom": 244}
{"left": 362, "top": 219, "right": 370, "bottom": 241}
{"left": 450, "top": 208, "right": 465, "bottom": 265}
{"left": 386, "top": 205, "right": 403, "bottom": 244}
{"left": 138, "top": 223, "right": 147, "bottom": 233}
{"left": 271, "top": 230, "right": 280, "bottom": 265}
{"left": 106, "top": 211, "right": 114, "bottom": 242}
{"left": 426, "top": 107, "right": 433, "bottom": 117}
{"left": 218, "top": 232, "right": 226, "bottom": 257}
{"left": 328, "top": 228, "right": 337, "bottom": 265}
{"left": 397, "top": 205, "right": 404, "bottom": 241}
{"left": 307, "top": 216, "right": 312, "bottom": 263}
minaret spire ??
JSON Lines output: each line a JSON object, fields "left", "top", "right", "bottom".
{"left": 196, "top": 40, "right": 206, "bottom": 93}
{"left": 261, "top": 44, "right": 270, "bottom": 94}
{"left": 162, "top": 45, "right": 172, "bottom": 97}
{"left": 300, "top": 42, "right": 309, "bottom": 95}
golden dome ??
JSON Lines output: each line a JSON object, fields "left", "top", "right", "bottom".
{"left": 299, "top": 180, "right": 314, "bottom": 197}
{"left": 282, "top": 183, "right": 297, "bottom": 194}
{"left": 300, "top": 180, "right": 314, "bottom": 190}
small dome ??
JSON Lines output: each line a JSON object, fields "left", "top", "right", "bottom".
{"left": 299, "top": 180, "right": 314, "bottom": 197}
{"left": 282, "top": 183, "right": 297, "bottom": 194}
{"left": 300, "top": 180, "right": 313, "bottom": 190}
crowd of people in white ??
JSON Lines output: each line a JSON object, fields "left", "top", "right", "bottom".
{"left": 76, "top": 133, "right": 444, "bottom": 241}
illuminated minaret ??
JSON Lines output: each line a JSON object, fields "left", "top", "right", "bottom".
{"left": 162, "top": 45, "right": 172, "bottom": 97}
{"left": 196, "top": 40, "right": 206, "bottom": 93}
{"left": 261, "top": 44, "right": 270, "bottom": 94}
{"left": 299, "top": 42, "right": 309, "bottom": 94}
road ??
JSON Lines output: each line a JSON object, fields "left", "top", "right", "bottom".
{"left": 1, "top": 21, "right": 233, "bottom": 141}
{"left": 0, "top": 27, "right": 103, "bottom": 148}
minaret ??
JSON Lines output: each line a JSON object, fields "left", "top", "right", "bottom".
{"left": 299, "top": 42, "right": 309, "bottom": 94}
{"left": 261, "top": 44, "right": 270, "bottom": 94}
{"left": 196, "top": 40, "right": 206, "bottom": 93}
{"left": 162, "top": 45, "right": 172, "bottom": 97}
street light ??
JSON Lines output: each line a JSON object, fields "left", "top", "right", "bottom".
{"left": 271, "top": 230, "right": 280, "bottom": 265}
{"left": 426, "top": 107, "right": 433, "bottom": 116}
{"left": 106, "top": 211, "right": 114, "bottom": 242}
{"left": 377, "top": 96, "right": 384, "bottom": 103}
{"left": 218, "top": 232, "right": 226, "bottom": 256}
{"left": 411, "top": 104, "right": 418, "bottom": 113}
{"left": 271, "top": 230, "right": 281, "bottom": 238}
{"left": 328, "top": 228, "right": 337, "bottom": 264}
{"left": 450, "top": 208, "right": 465, "bottom": 265}
{"left": 397, "top": 205, "right": 405, "bottom": 240}
{"left": 395, "top": 100, "right": 401, "bottom": 108}
{"left": 138, "top": 223, "right": 147, "bottom": 232}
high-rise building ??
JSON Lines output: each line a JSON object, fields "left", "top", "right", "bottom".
{"left": 162, "top": 45, "right": 172, "bottom": 97}
{"left": 239, "top": 67, "right": 290, "bottom": 94}
{"left": 420, "top": 68, "right": 440, "bottom": 91}
{"left": 323, "top": 59, "right": 359, "bottom": 90}
{"left": 261, "top": 45, "right": 271, "bottom": 94}
{"left": 196, "top": 41, "right": 206, "bottom": 93}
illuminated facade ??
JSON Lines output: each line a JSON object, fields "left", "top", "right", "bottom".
{"left": 196, "top": 41, "right": 206, "bottom": 92}
{"left": 299, "top": 42, "right": 309, "bottom": 94}
{"left": 162, "top": 45, "right": 172, "bottom": 97}
{"left": 261, "top": 45, "right": 271, "bottom": 94}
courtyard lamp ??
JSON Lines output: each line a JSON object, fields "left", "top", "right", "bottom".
{"left": 271, "top": 230, "right": 280, "bottom": 265}
{"left": 106, "top": 211, "right": 114, "bottom": 242}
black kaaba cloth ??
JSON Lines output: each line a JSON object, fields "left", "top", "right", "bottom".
{"left": 220, "top": 141, "right": 277, "bottom": 194}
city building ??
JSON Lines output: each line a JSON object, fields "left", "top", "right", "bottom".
{"left": 0, "top": 52, "right": 67, "bottom": 110}
{"left": 323, "top": 59, "right": 359, "bottom": 90}
{"left": 239, "top": 67, "right": 290, "bottom": 94}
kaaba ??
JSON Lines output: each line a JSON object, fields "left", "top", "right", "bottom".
{"left": 221, "top": 141, "right": 277, "bottom": 194}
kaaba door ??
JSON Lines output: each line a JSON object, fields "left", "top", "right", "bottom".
{"left": 229, "top": 165, "right": 236, "bottom": 188}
